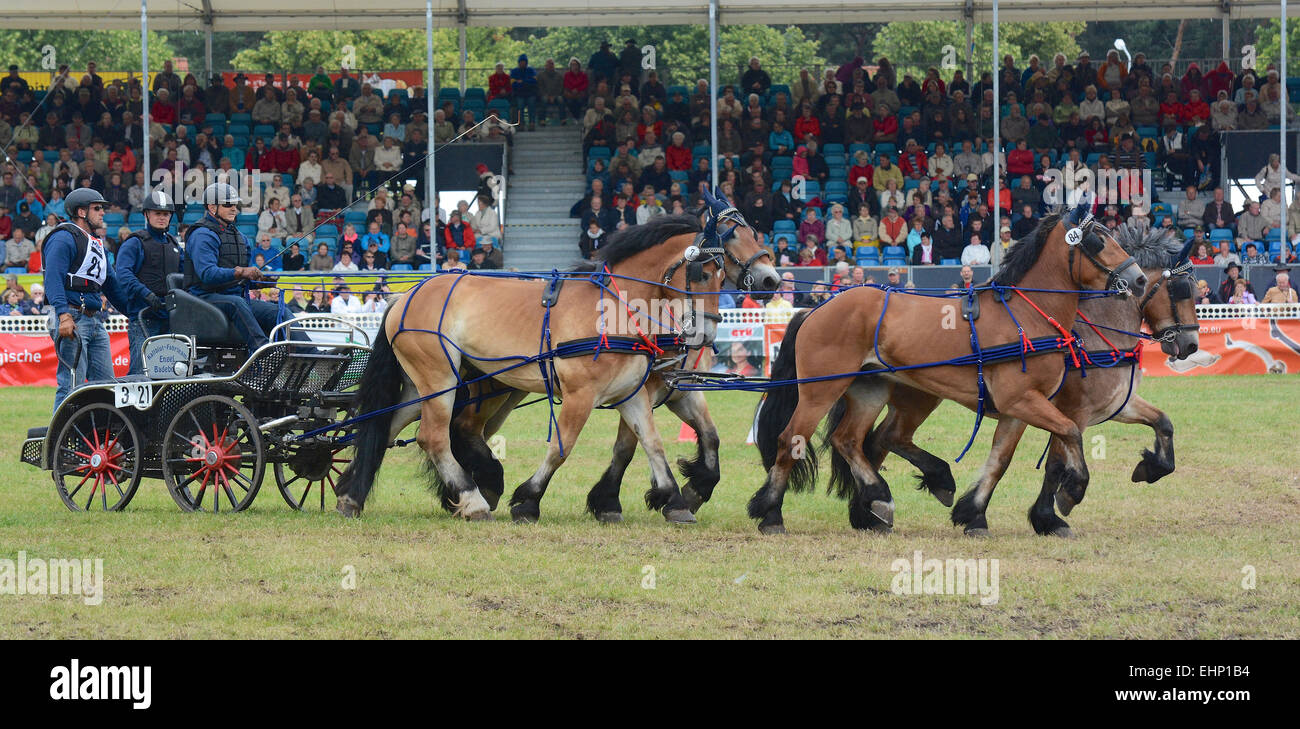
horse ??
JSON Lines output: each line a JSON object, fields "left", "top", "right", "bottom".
{"left": 333, "top": 198, "right": 778, "bottom": 524}
{"left": 751, "top": 202, "right": 1148, "bottom": 534}
{"left": 825, "top": 222, "right": 1200, "bottom": 537}
{"left": 442, "top": 191, "right": 777, "bottom": 523}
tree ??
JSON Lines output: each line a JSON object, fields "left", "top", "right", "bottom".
{"left": 0, "top": 30, "right": 174, "bottom": 72}
{"left": 523, "top": 25, "right": 824, "bottom": 89}
{"left": 230, "top": 28, "right": 527, "bottom": 79}
{"left": 1253, "top": 19, "right": 1300, "bottom": 76}
{"left": 872, "top": 21, "right": 1083, "bottom": 82}
{"left": 169, "top": 31, "right": 267, "bottom": 75}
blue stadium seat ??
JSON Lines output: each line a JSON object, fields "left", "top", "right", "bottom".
{"left": 822, "top": 143, "right": 845, "bottom": 157}
{"left": 227, "top": 124, "right": 250, "bottom": 136}
{"left": 874, "top": 143, "right": 897, "bottom": 158}
{"left": 882, "top": 246, "right": 906, "bottom": 258}
{"left": 1209, "top": 229, "right": 1234, "bottom": 242}
{"left": 940, "top": 258, "right": 960, "bottom": 265}
{"left": 882, "top": 257, "right": 907, "bottom": 267}
{"left": 228, "top": 113, "right": 252, "bottom": 124}
{"left": 103, "top": 213, "right": 124, "bottom": 228}
{"left": 463, "top": 88, "right": 486, "bottom": 101}
{"left": 391, "top": 262, "right": 414, "bottom": 271}
{"left": 6, "top": 266, "right": 28, "bottom": 275}
{"left": 848, "top": 143, "right": 872, "bottom": 158}
{"left": 43, "top": 151, "right": 60, "bottom": 163}
{"left": 235, "top": 213, "right": 258, "bottom": 225}
{"left": 252, "top": 124, "right": 275, "bottom": 137}
{"left": 692, "top": 144, "right": 711, "bottom": 157}
{"left": 801, "top": 181, "right": 821, "bottom": 199}
{"left": 127, "top": 213, "right": 145, "bottom": 227}
{"left": 588, "top": 146, "right": 611, "bottom": 159}
{"left": 669, "top": 170, "right": 688, "bottom": 182}
{"left": 773, "top": 220, "right": 796, "bottom": 233}
{"left": 825, "top": 181, "right": 849, "bottom": 196}
{"left": 226, "top": 149, "right": 245, "bottom": 167}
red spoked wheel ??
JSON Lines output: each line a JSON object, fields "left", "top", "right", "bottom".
{"left": 161, "top": 395, "right": 265, "bottom": 512}
{"left": 52, "top": 403, "right": 143, "bottom": 512}
{"left": 274, "top": 444, "right": 351, "bottom": 511}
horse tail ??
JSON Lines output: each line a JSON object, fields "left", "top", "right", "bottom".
{"left": 335, "top": 305, "right": 404, "bottom": 513}
{"left": 821, "top": 397, "right": 858, "bottom": 500}
{"left": 754, "top": 309, "right": 818, "bottom": 492}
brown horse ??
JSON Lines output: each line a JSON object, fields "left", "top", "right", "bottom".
{"left": 334, "top": 205, "right": 777, "bottom": 523}
{"left": 829, "top": 223, "right": 1200, "bottom": 536}
{"left": 752, "top": 205, "right": 1147, "bottom": 534}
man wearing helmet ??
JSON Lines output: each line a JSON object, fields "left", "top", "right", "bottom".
{"left": 184, "top": 182, "right": 278, "bottom": 352}
{"left": 116, "top": 189, "right": 183, "bottom": 374}
{"left": 41, "top": 187, "right": 132, "bottom": 411}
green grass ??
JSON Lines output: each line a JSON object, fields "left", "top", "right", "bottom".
{"left": 1, "top": 377, "right": 1297, "bottom": 639}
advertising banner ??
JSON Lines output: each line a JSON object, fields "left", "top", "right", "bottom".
{"left": 0, "top": 332, "right": 131, "bottom": 387}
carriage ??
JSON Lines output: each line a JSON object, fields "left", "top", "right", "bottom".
{"left": 19, "top": 274, "right": 372, "bottom": 513}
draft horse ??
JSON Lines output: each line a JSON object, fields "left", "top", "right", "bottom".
{"left": 334, "top": 200, "right": 777, "bottom": 524}
{"left": 829, "top": 222, "right": 1201, "bottom": 536}
{"left": 752, "top": 203, "right": 1147, "bottom": 534}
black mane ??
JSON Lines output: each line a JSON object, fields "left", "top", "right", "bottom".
{"left": 595, "top": 214, "right": 702, "bottom": 266}
{"left": 1110, "top": 221, "right": 1182, "bottom": 269}
{"left": 992, "top": 211, "right": 1064, "bottom": 286}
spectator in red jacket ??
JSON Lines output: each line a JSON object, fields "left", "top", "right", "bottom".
{"left": 562, "top": 58, "right": 589, "bottom": 121}
{"left": 1160, "top": 92, "right": 1186, "bottom": 127}
{"left": 1180, "top": 63, "right": 1208, "bottom": 102}
{"left": 488, "top": 63, "right": 511, "bottom": 103}
{"left": 665, "top": 131, "right": 692, "bottom": 171}
{"left": 794, "top": 105, "right": 821, "bottom": 143}
{"left": 1006, "top": 139, "right": 1035, "bottom": 177}
{"left": 636, "top": 106, "right": 664, "bottom": 145}
{"left": 872, "top": 113, "right": 898, "bottom": 143}
{"left": 1205, "top": 61, "right": 1235, "bottom": 102}
{"left": 261, "top": 133, "right": 301, "bottom": 174}
{"left": 899, "top": 139, "right": 929, "bottom": 180}
{"left": 150, "top": 88, "right": 177, "bottom": 126}
{"left": 1183, "top": 89, "right": 1211, "bottom": 126}
{"left": 848, "top": 149, "right": 873, "bottom": 188}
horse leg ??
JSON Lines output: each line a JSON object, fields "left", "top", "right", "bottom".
{"left": 827, "top": 380, "right": 895, "bottom": 533}
{"left": 749, "top": 378, "right": 850, "bottom": 535}
{"left": 616, "top": 388, "right": 696, "bottom": 524}
{"left": 995, "top": 390, "right": 1089, "bottom": 536}
{"left": 950, "top": 417, "right": 1028, "bottom": 537}
{"left": 1112, "top": 396, "right": 1176, "bottom": 484}
{"left": 1029, "top": 436, "right": 1083, "bottom": 537}
{"left": 508, "top": 390, "right": 595, "bottom": 524}
{"left": 585, "top": 416, "right": 636, "bottom": 523}
{"left": 455, "top": 388, "right": 527, "bottom": 511}
{"left": 418, "top": 394, "right": 493, "bottom": 521}
{"left": 868, "top": 390, "right": 955, "bottom": 507}
{"left": 666, "top": 391, "right": 721, "bottom": 513}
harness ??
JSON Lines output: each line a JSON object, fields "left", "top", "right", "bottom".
{"left": 1137, "top": 260, "right": 1198, "bottom": 343}
{"left": 1066, "top": 215, "right": 1142, "bottom": 294}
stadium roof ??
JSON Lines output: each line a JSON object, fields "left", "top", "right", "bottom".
{"left": 5, "top": 1, "right": 1299, "bottom": 32}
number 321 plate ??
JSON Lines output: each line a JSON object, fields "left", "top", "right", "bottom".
{"left": 113, "top": 383, "right": 153, "bottom": 410}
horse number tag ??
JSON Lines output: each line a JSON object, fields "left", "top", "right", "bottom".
{"left": 684, "top": 245, "right": 701, "bottom": 261}
{"left": 1065, "top": 227, "right": 1083, "bottom": 246}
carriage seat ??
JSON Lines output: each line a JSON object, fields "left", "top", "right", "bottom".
{"left": 165, "top": 273, "right": 245, "bottom": 347}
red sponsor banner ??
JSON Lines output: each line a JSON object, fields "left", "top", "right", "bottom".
{"left": 221, "top": 70, "right": 423, "bottom": 94}
{"left": 0, "top": 333, "right": 131, "bottom": 387}
{"left": 763, "top": 323, "right": 787, "bottom": 377}
{"left": 1143, "top": 319, "right": 1300, "bottom": 376}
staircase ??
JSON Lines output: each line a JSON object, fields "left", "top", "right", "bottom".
{"left": 503, "top": 123, "right": 586, "bottom": 272}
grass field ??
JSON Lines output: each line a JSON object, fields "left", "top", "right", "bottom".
{"left": 1, "top": 376, "right": 1297, "bottom": 639}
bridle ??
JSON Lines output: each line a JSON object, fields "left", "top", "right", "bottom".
{"left": 1065, "top": 215, "right": 1142, "bottom": 294}
{"left": 1137, "top": 259, "right": 1199, "bottom": 343}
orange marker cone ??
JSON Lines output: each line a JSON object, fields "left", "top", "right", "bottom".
{"left": 677, "top": 423, "right": 697, "bottom": 442}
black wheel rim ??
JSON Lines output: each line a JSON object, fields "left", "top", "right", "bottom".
{"left": 162, "top": 396, "right": 264, "bottom": 512}
{"left": 275, "top": 447, "right": 351, "bottom": 511}
{"left": 53, "top": 404, "right": 142, "bottom": 512}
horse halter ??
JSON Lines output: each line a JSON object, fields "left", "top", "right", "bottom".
{"left": 1138, "top": 260, "right": 1199, "bottom": 343}
{"left": 1066, "top": 216, "right": 1141, "bottom": 294}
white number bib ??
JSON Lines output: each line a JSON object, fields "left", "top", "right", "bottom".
{"left": 71, "top": 234, "right": 108, "bottom": 287}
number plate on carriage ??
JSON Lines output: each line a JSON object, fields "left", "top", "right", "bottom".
{"left": 113, "top": 383, "right": 153, "bottom": 410}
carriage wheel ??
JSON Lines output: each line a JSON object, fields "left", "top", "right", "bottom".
{"left": 51, "top": 403, "right": 143, "bottom": 512}
{"left": 161, "top": 395, "right": 265, "bottom": 513}
{"left": 274, "top": 444, "right": 351, "bottom": 511}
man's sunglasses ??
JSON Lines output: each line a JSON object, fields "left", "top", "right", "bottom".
{"left": 218, "top": 203, "right": 238, "bottom": 208}
{"left": 89, "top": 204, "right": 105, "bottom": 211}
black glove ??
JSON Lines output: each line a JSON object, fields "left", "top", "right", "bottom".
{"left": 146, "top": 293, "right": 165, "bottom": 312}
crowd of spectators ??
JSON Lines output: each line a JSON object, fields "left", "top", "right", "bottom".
{"left": 560, "top": 47, "right": 1300, "bottom": 269}
{"left": 0, "top": 60, "right": 509, "bottom": 281}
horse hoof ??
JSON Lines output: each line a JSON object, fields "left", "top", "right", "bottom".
{"left": 758, "top": 523, "right": 786, "bottom": 535}
{"left": 595, "top": 511, "right": 623, "bottom": 524}
{"left": 1050, "top": 526, "right": 1076, "bottom": 539}
{"left": 681, "top": 486, "right": 705, "bottom": 514}
{"left": 664, "top": 508, "right": 697, "bottom": 525}
{"left": 481, "top": 489, "right": 502, "bottom": 511}
{"left": 870, "top": 500, "right": 895, "bottom": 527}
{"left": 868, "top": 522, "right": 893, "bottom": 535}
{"left": 933, "top": 489, "right": 955, "bottom": 508}
{"left": 336, "top": 496, "right": 362, "bottom": 518}
{"left": 1054, "top": 490, "right": 1077, "bottom": 516}
{"left": 465, "top": 509, "right": 493, "bottom": 522}
{"left": 510, "top": 503, "right": 538, "bottom": 524}
{"left": 964, "top": 527, "right": 991, "bottom": 538}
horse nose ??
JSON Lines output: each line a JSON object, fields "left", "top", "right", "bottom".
{"left": 1132, "top": 273, "right": 1148, "bottom": 292}
{"left": 1185, "top": 342, "right": 1197, "bottom": 355}
{"left": 759, "top": 272, "right": 781, "bottom": 291}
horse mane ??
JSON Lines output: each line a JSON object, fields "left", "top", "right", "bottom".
{"left": 1109, "top": 221, "right": 1182, "bottom": 268}
{"left": 593, "top": 214, "right": 702, "bottom": 267}
{"left": 991, "top": 210, "right": 1065, "bottom": 286}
